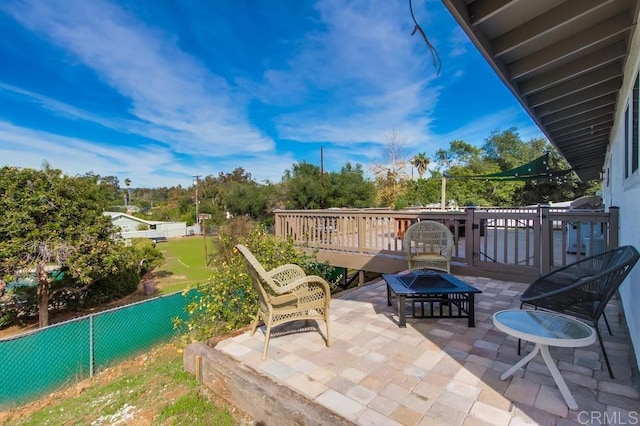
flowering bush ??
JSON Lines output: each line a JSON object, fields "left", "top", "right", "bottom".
{"left": 176, "top": 220, "right": 334, "bottom": 343}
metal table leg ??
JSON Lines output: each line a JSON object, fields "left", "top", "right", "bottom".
{"left": 501, "top": 343, "right": 578, "bottom": 410}
{"left": 397, "top": 294, "right": 406, "bottom": 327}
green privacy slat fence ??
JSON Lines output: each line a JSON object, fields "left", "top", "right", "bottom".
{"left": 0, "top": 320, "right": 91, "bottom": 406}
{"left": 93, "top": 291, "right": 192, "bottom": 368}
{"left": 0, "top": 290, "right": 196, "bottom": 408}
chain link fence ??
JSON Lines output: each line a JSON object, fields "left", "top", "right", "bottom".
{"left": 0, "top": 290, "right": 195, "bottom": 408}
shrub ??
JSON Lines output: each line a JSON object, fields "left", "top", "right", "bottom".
{"left": 176, "top": 221, "right": 334, "bottom": 343}
{"left": 0, "top": 281, "right": 38, "bottom": 327}
{"left": 0, "top": 311, "right": 14, "bottom": 328}
{"left": 0, "top": 241, "right": 164, "bottom": 328}
{"left": 79, "top": 266, "right": 141, "bottom": 307}
{"left": 130, "top": 238, "right": 164, "bottom": 275}
{"left": 79, "top": 242, "right": 163, "bottom": 307}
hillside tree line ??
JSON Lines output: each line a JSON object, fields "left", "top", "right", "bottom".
{"left": 108, "top": 128, "right": 598, "bottom": 225}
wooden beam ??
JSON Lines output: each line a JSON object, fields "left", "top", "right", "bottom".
{"left": 549, "top": 117, "right": 613, "bottom": 139}
{"left": 468, "top": 0, "right": 515, "bottom": 26}
{"left": 183, "top": 342, "right": 353, "bottom": 425}
{"left": 555, "top": 131, "right": 611, "bottom": 148}
{"left": 541, "top": 96, "right": 617, "bottom": 126}
{"left": 492, "top": 0, "right": 610, "bottom": 57}
{"left": 550, "top": 120, "right": 612, "bottom": 140}
{"left": 535, "top": 82, "right": 620, "bottom": 118}
{"left": 316, "top": 250, "right": 406, "bottom": 274}
{"left": 526, "top": 63, "right": 621, "bottom": 107}
{"left": 508, "top": 12, "right": 631, "bottom": 80}
{"left": 518, "top": 43, "right": 626, "bottom": 95}
{"left": 561, "top": 142, "right": 609, "bottom": 158}
{"left": 554, "top": 128, "right": 611, "bottom": 145}
{"left": 541, "top": 102, "right": 615, "bottom": 130}
{"left": 545, "top": 106, "right": 611, "bottom": 132}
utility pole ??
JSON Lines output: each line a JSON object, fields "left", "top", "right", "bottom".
{"left": 193, "top": 175, "right": 201, "bottom": 232}
{"left": 441, "top": 173, "right": 447, "bottom": 210}
{"left": 320, "top": 146, "right": 325, "bottom": 209}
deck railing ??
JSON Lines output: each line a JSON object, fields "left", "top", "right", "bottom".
{"left": 274, "top": 206, "right": 619, "bottom": 283}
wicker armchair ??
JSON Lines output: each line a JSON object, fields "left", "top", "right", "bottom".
{"left": 403, "top": 221, "right": 454, "bottom": 273}
{"left": 235, "top": 244, "right": 331, "bottom": 359}
{"left": 519, "top": 245, "right": 639, "bottom": 378}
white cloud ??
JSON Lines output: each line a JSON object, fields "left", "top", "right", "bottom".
{"left": 437, "top": 108, "right": 544, "bottom": 148}
{"left": 448, "top": 26, "right": 470, "bottom": 58}
{"left": 0, "top": 119, "right": 303, "bottom": 187}
{"left": 0, "top": 0, "right": 542, "bottom": 188}
{"left": 254, "top": 0, "right": 442, "bottom": 146}
{"left": 0, "top": 120, "right": 190, "bottom": 187}
{"left": 1, "top": 0, "right": 274, "bottom": 156}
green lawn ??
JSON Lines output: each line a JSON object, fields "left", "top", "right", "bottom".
{"left": 153, "top": 236, "right": 216, "bottom": 294}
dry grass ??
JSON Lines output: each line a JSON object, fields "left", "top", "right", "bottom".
{"left": 0, "top": 342, "right": 253, "bottom": 425}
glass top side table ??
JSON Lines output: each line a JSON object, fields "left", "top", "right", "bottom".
{"left": 493, "top": 309, "right": 596, "bottom": 410}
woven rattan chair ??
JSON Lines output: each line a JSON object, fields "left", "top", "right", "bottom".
{"left": 235, "top": 244, "right": 331, "bottom": 359}
{"left": 403, "top": 221, "right": 454, "bottom": 273}
{"left": 519, "top": 245, "right": 639, "bottom": 378}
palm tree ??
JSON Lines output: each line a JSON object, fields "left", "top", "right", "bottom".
{"left": 124, "top": 178, "right": 131, "bottom": 207}
{"left": 411, "top": 153, "right": 430, "bottom": 179}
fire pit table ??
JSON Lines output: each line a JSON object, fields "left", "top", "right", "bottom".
{"left": 383, "top": 270, "right": 482, "bottom": 327}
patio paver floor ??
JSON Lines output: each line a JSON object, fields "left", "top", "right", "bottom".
{"left": 214, "top": 276, "right": 639, "bottom": 425}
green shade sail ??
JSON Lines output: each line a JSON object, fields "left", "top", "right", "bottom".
{"left": 449, "top": 153, "right": 572, "bottom": 182}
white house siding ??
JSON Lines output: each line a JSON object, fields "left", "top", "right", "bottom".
{"left": 123, "top": 223, "right": 188, "bottom": 239}
{"left": 105, "top": 212, "right": 187, "bottom": 240}
{"left": 155, "top": 222, "right": 188, "bottom": 238}
{"left": 602, "top": 24, "right": 640, "bottom": 368}
{"left": 121, "top": 228, "right": 187, "bottom": 240}
{"left": 112, "top": 215, "right": 146, "bottom": 232}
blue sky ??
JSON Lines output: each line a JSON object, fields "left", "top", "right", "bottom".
{"left": 0, "top": 0, "right": 543, "bottom": 188}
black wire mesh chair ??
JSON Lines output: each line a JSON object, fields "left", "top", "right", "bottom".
{"left": 519, "top": 245, "right": 639, "bottom": 379}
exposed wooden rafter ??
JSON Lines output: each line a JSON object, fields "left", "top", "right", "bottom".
{"left": 440, "top": 0, "right": 638, "bottom": 181}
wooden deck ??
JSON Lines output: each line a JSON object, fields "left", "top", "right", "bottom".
{"left": 275, "top": 206, "right": 619, "bottom": 283}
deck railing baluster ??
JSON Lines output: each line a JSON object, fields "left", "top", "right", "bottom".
{"left": 273, "top": 206, "right": 617, "bottom": 283}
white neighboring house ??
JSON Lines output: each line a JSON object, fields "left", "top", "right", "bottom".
{"left": 104, "top": 212, "right": 188, "bottom": 241}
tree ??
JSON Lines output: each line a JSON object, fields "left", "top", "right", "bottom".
{"left": 481, "top": 128, "right": 599, "bottom": 205}
{"left": 97, "top": 175, "right": 120, "bottom": 205}
{"left": 434, "top": 139, "right": 521, "bottom": 207}
{"left": 77, "top": 172, "right": 117, "bottom": 211}
{"left": 0, "top": 166, "right": 124, "bottom": 326}
{"left": 282, "top": 162, "right": 325, "bottom": 209}
{"left": 482, "top": 127, "right": 544, "bottom": 170}
{"left": 434, "top": 140, "right": 483, "bottom": 170}
{"left": 124, "top": 178, "right": 132, "bottom": 207}
{"left": 225, "top": 181, "right": 268, "bottom": 220}
{"left": 218, "top": 167, "right": 253, "bottom": 184}
{"left": 404, "top": 176, "right": 442, "bottom": 206}
{"left": 411, "top": 153, "right": 430, "bottom": 179}
{"left": 326, "top": 163, "right": 376, "bottom": 208}
{"left": 370, "top": 130, "right": 410, "bottom": 207}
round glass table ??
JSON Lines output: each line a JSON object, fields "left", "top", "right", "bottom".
{"left": 493, "top": 309, "right": 596, "bottom": 410}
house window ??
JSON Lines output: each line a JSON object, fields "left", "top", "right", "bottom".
{"left": 625, "top": 72, "right": 639, "bottom": 181}
{"left": 633, "top": 73, "right": 639, "bottom": 174}
{"left": 625, "top": 105, "right": 629, "bottom": 178}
